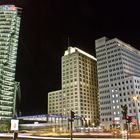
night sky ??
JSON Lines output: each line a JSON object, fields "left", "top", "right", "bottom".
{"left": 0, "top": 0, "right": 140, "bottom": 116}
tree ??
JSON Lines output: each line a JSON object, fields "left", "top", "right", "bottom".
{"left": 121, "top": 104, "right": 127, "bottom": 119}
{"left": 126, "top": 116, "right": 132, "bottom": 123}
{"left": 71, "top": 110, "right": 75, "bottom": 120}
{"left": 0, "top": 120, "right": 10, "bottom": 132}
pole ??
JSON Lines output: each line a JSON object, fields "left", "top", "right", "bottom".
{"left": 70, "top": 119, "right": 73, "bottom": 140}
{"left": 13, "top": 131, "right": 18, "bottom": 140}
{"left": 135, "top": 100, "right": 140, "bottom": 130}
{"left": 126, "top": 122, "right": 129, "bottom": 140}
{"left": 132, "top": 96, "right": 139, "bottom": 130}
{"left": 68, "top": 118, "right": 70, "bottom": 132}
{"left": 129, "top": 122, "right": 131, "bottom": 139}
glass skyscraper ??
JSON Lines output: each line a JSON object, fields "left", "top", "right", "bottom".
{"left": 0, "top": 5, "right": 22, "bottom": 120}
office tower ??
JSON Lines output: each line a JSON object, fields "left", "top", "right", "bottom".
{"left": 48, "top": 47, "right": 99, "bottom": 126}
{"left": 0, "top": 5, "right": 22, "bottom": 120}
{"left": 95, "top": 37, "right": 140, "bottom": 130}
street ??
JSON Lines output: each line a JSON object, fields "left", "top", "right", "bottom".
{"left": 0, "top": 133, "right": 140, "bottom": 140}
{"left": 0, "top": 138, "right": 140, "bottom": 140}
{"left": 73, "top": 138, "right": 140, "bottom": 140}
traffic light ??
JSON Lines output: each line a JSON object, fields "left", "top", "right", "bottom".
{"left": 121, "top": 104, "right": 127, "bottom": 119}
{"left": 126, "top": 116, "right": 132, "bottom": 123}
{"left": 71, "top": 110, "right": 75, "bottom": 119}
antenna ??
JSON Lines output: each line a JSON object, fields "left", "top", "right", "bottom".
{"left": 68, "top": 36, "right": 70, "bottom": 47}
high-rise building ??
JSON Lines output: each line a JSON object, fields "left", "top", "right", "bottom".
{"left": 0, "top": 5, "right": 22, "bottom": 120}
{"left": 95, "top": 37, "right": 140, "bottom": 129}
{"left": 48, "top": 47, "right": 99, "bottom": 126}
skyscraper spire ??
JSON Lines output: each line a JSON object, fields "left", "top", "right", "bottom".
{"left": 68, "top": 35, "right": 70, "bottom": 47}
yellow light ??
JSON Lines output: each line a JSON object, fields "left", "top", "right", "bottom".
{"left": 52, "top": 127, "right": 55, "bottom": 132}
{"left": 132, "top": 96, "right": 137, "bottom": 101}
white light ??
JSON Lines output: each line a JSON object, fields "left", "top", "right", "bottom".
{"left": 114, "top": 117, "right": 120, "bottom": 120}
{"left": 132, "top": 96, "right": 137, "bottom": 101}
{"left": 64, "top": 47, "right": 96, "bottom": 61}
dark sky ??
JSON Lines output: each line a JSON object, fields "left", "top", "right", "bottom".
{"left": 0, "top": 0, "right": 140, "bottom": 116}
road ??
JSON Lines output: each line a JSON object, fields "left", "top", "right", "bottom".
{"left": 0, "top": 134, "right": 140, "bottom": 140}
{"left": 0, "top": 138, "right": 140, "bottom": 140}
{"left": 0, "top": 133, "right": 140, "bottom": 140}
{"left": 75, "top": 138, "right": 138, "bottom": 140}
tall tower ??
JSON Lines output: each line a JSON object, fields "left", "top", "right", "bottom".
{"left": 0, "top": 5, "right": 22, "bottom": 120}
{"left": 95, "top": 37, "right": 140, "bottom": 129}
{"left": 48, "top": 47, "right": 99, "bottom": 126}
{"left": 62, "top": 47, "right": 99, "bottom": 125}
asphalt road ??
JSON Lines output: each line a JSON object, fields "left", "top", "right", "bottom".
{"left": 0, "top": 133, "right": 140, "bottom": 140}
{"left": 0, "top": 137, "right": 140, "bottom": 140}
{"left": 0, "top": 136, "right": 140, "bottom": 140}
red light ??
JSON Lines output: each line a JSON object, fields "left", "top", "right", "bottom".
{"left": 10, "top": 5, "right": 16, "bottom": 11}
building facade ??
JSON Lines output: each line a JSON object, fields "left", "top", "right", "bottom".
{"left": 48, "top": 90, "right": 62, "bottom": 115}
{"left": 48, "top": 47, "right": 99, "bottom": 126}
{"left": 0, "top": 5, "right": 22, "bottom": 120}
{"left": 95, "top": 37, "right": 140, "bottom": 130}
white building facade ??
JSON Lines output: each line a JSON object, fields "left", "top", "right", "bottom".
{"left": 95, "top": 37, "right": 140, "bottom": 130}
{"left": 48, "top": 47, "right": 99, "bottom": 126}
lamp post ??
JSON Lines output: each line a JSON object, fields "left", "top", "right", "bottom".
{"left": 132, "top": 96, "right": 139, "bottom": 130}
{"left": 70, "top": 110, "right": 75, "bottom": 140}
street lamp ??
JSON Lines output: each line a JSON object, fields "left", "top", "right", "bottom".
{"left": 132, "top": 96, "right": 139, "bottom": 130}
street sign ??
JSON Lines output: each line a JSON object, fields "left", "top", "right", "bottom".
{"left": 11, "top": 119, "right": 19, "bottom": 131}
